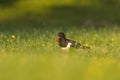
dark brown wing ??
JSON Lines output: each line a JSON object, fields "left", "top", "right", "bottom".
{"left": 59, "top": 39, "right": 68, "bottom": 47}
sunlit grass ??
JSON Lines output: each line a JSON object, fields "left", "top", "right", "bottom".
{"left": 0, "top": 26, "right": 120, "bottom": 80}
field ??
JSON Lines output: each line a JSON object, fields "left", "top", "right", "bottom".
{"left": 0, "top": 0, "right": 120, "bottom": 80}
{"left": 0, "top": 25, "right": 120, "bottom": 80}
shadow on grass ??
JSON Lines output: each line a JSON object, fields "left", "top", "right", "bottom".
{"left": 0, "top": 6, "right": 120, "bottom": 31}
{"left": 0, "top": 0, "right": 19, "bottom": 6}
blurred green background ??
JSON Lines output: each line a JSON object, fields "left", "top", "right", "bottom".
{"left": 0, "top": 0, "right": 120, "bottom": 30}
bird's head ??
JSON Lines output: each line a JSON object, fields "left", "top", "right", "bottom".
{"left": 54, "top": 32, "right": 66, "bottom": 42}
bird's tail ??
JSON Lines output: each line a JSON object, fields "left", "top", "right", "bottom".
{"left": 74, "top": 42, "right": 91, "bottom": 49}
{"left": 82, "top": 46, "right": 91, "bottom": 49}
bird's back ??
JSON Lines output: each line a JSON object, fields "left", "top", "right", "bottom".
{"left": 66, "top": 39, "right": 81, "bottom": 48}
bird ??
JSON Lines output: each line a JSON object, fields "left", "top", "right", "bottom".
{"left": 54, "top": 32, "right": 90, "bottom": 50}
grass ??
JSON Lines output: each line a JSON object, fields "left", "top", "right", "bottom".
{"left": 0, "top": 0, "right": 120, "bottom": 80}
{"left": 0, "top": 26, "right": 120, "bottom": 80}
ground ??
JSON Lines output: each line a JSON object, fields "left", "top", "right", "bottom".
{"left": 0, "top": 25, "right": 120, "bottom": 80}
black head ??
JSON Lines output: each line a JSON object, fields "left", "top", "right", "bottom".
{"left": 54, "top": 32, "right": 66, "bottom": 42}
{"left": 58, "top": 32, "right": 66, "bottom": 39}
{"left": 57, "top": 32, "right": 67, "bottom": 47}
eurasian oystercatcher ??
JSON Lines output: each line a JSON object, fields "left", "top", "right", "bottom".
{"left": 54, "top": 32, "right": 90, "bottom": 50}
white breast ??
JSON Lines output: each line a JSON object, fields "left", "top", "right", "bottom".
{"left": 61, "top": 43, "right": 72, "bottom": 50}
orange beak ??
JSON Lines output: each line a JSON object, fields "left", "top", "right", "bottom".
{"left": 54, "top": 36, "right": 60, "bottom": 42}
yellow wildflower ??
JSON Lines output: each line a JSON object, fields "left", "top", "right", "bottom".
{"left": 111, "top": 38, "right": 115, "bottom": 42}
{"left": 84, "top": 43, "right": 89, "bottom": 47}
{"left": 11, "top": 35, "right": 16, "bottom": 39}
